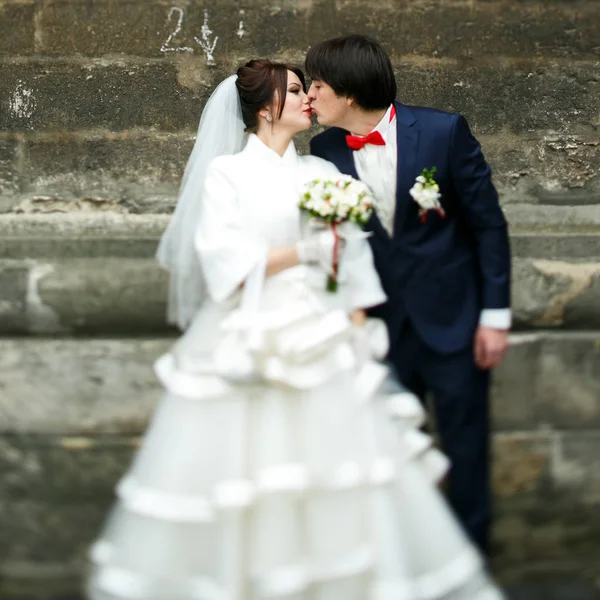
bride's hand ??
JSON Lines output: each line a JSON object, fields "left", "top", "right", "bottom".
{"left": 349, "top": 309, "right": 366, "bottom": 327}
{"left": 350, "top": 317, "right": 389, "bottom": 363}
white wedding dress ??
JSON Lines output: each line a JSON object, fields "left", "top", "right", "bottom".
{"left": 86, "top": 134, "right": 504, "bottom": 600}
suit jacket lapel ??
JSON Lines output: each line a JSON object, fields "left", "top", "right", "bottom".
{"left": 392, "top": 103, "right": 420, "bottom": 239}
{"left": 334, "top": 138, "right": 359, "bottom": 179}
{"left": 366, "top": 201, "right": 390, "bottom": 242}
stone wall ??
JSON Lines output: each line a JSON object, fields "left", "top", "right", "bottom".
{"left": 1, "top": 0, "right": 599, "bottom": 213}
{"left": 1, "top": 0, "right": 599, "bottom": 595}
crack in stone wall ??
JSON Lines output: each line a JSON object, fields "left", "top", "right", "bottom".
{"left": 531, "top": 260, "right": 600, "bottom": 326}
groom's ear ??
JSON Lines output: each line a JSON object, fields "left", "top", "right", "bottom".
{"left": 346, "top": 97, "right": 355, "bottom": 108}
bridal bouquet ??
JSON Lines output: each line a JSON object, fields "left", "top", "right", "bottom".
{"left": 299, "top": 176, "right": 375, "bottom": 292}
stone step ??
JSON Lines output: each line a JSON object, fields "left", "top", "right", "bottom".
{"left": 1, "top": 210, "right": 600, "bottom": 334}
{"left": 1, "top": 211, "right": 600, "bottom": 259}
{"left": 0, "top": 228, "right": 597, "bottom": 261}
{"left": 1, "top": 332, "right": 599, "bottom": 435}
{"left": 1, "top": 127, "right": 598, "bottom": 212}
{"left": 0, "top": 332, "right": 599, "bottom": 588}
{"left": 1, "top": 254, "right": 600, "bottom": 334}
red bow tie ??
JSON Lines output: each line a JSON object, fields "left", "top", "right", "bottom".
{"left": 345, "top": 105, "right": 396, "bottom": 151}
{"left": 345, "top": 130, "right": 385, "bottom": 151}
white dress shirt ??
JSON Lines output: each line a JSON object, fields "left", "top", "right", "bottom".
{"left": 350, "top": 106, "right": 511, "bottom": 330}
{"left": 352, "top": 105, "right": 398, "bottom": 238}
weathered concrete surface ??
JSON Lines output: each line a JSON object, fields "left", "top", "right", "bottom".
{"left": 1, "top": 207, "right": 598, "bottom": 335}
{"left": 1, "top": 211, "right": 599, "bottom": 334}
{"left": 0, "top": 331, "right": 598, "bottom": 591}
{"left": 481, "top": 130, "right": 600, "bottom": 207}
{"left": 1, "top": 0, "right": 598, "bottom": 212}
{"left": 511, "top": 259, "right": 600, "bottom": 329}
{"left": 503, "top": 204, "right": 600, "bottom": 234}
{"left": 0, "top": 2, "right": 36, "bottom": 56}
{"left": 0, "top": 139, "right": 21, "bottom": 203}
{"left": 0, "top": 334, "right": 599, "bottom": 575}
{"left": 0, "top": 332, "right": 598, "bottom": 435}
{"left": 2, "top": 577, "right": 600, "bottom": 600}
{"left": 3, "top": 0, "right": 599, "bottom": 60}
{"left": 0, "top": 61, "right": 210, "bottom": 133}
{"left": 2, "top": 432, "right": 600, "bottom": 563}
{"left": 2, "top": 128, "right": 599, "bottom": 213}
{"left": 508, "top": 233, "right": 600, "bottom": 261}
{"left": 38, "top": 257, "right": 169, "bottom": 334}
{"left": 18, "top": 132, "right": 193, "bottom": 214}
{"left": 1, "top": 0, "right": 598, "bottom": 209}
{"left": 0, "top": 258, "right": 171, "bottom": 334}
{"left": 492, "top": 430, "right": 600, "bottom": 508}
{"left": 0, "top": 435, "right": 136, "bottom": 567}
{"left": 2, "top": 254, "right": 600, "bottom": 334}
{"left": 1, "top": 0, "right": 598, "bottom": 594}
{"left": 492, "top": 333, "right": 600, "bottom": 431}
{"left": 1, "top": 58, "right": 598, "bottom": 136}
{"left": 395, "top": 60, "right": 600, "bottom": 137}
{"left": 0, "top": 338, "right": 168, "bottom": 435}
{"left": 0, "top": 213, "right": 167, "bottom": 239}
{"left": 1, "top": 212, "right": 599, "bottom": 257}
{"left": 0, "top": 262, "right": 28, "bottom": 333}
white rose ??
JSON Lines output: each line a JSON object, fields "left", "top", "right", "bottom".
{"left": 321, "top": 202, "right": 333, "bottom": 216}
{"left": 409, "top": 183, "right": 423, "bottom": 200}
{"left": 420, "top": 187, "right": 441, "bottom": 209}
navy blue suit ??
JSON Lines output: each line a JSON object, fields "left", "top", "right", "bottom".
{"left": 311, "top": 102, "right": 511, "bottom": 554}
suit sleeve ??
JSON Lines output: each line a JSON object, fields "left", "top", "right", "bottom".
{"left": 448, "top": 115, "right": 511, "bottom": 313}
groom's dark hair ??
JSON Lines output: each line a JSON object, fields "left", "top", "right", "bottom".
{"left": 305, "top": 35, "right": 396, "bottom": 110}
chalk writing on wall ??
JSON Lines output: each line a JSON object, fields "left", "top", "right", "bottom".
{"left": 161, "top": 7, "right": 194, "bottom": 53}
{"left": 161, "top": 6, "right": 249, "bottom": 63}
{"left": 9, "top": 80, "right": 36, "bottom": 121}
{"left": 193, "top": 10, "right": 219, "bottom": 64}
{"left": 237, "top": 21, "right": 245, "bottom": 39}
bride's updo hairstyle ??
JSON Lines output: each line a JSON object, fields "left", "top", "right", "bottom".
{"left": 236, "top": 59, "right": 306, "bottom": 133}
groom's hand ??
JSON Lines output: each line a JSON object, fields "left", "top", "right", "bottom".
{"left": 474, "top": 326, "right": 509, "bottom": 370}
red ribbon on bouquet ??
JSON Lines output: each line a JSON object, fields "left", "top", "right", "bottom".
{"left": 327, "top": 223, "right": 340, "bottom": 293}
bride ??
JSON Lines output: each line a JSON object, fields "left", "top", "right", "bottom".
{"left": 86, "top": 59, "right": 505, "bottom": 600}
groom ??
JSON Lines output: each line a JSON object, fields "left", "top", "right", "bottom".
{"left": 306, "top": 35, "right": 511, "bottom": 556}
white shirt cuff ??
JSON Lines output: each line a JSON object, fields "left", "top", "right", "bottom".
{"left": 479, "top": 308, "right": 512, "bottom": 330}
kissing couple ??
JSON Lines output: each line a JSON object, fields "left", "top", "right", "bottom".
{"left": 86, "top": 34, "right": 510, "bottom": 600}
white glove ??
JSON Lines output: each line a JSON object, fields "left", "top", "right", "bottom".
{"left": 363, "top": 318, "right": 390, "bottom": 360}
{"left": 296, "top": 229, "right": 346, "bottom": 272}
{"left": 351, "top": 318, "right": 390, "bottom": 364}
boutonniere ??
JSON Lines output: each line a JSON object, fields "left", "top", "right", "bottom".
{"left": 409, "top": 167, "right": 445, "bottom": 223}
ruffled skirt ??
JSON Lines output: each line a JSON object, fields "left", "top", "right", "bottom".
{"left": 86, "top": 274, "right": 504, "bottom": 600}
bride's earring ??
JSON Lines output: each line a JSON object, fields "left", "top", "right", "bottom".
{"left": 266, "top": 113, "right": 273, "bottom": 123}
